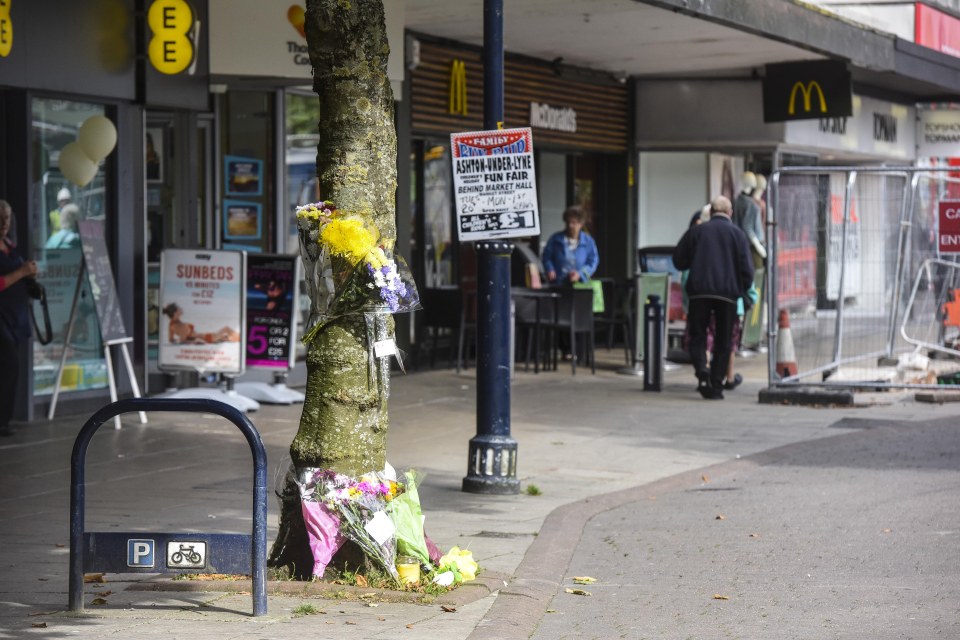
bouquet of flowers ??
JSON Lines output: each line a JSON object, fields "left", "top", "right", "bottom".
{"left": 308, "top": 469, "right": 404, "bottom": 582}
{"left": 296, "top": 201, "right": 419, "bottom": 344}
{"left": 298, "top": 466, "right": 447, "bottom": 584}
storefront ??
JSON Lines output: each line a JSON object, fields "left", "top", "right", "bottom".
{"left": 406, "top": 35, "right": 632, "bottom": 342}
{"left": 0, "top": 0, "right": 210, "bottom": 418}
{"left": 634, "top": 79, "right": 916, "bottom": 249}
{"left": 635, "top": 77, "right": 917, "bottom": 317}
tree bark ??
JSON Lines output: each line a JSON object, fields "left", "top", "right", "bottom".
{"left": 268, "top": 0, "right": 397, "bottom": 579}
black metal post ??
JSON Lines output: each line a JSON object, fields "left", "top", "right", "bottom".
{"left": 643, "top": 295, "right": 663, "bottom": 391}
{"left": 463, "top": 0, "right": 519, "bottom": 495}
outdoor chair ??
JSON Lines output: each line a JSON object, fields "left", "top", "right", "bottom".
{"left": 593, "top": 277, "right": 634, "bottom": 364}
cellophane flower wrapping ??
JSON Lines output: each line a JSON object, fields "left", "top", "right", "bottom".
{"left": 310, "top": 468, "right": 404, "bottom": 583}
{"left": 300, "top": 499, "right": 346, "bottom": 578}
{"left": 387, "top": 470, "right": 433, "bottom": 570}
{"left": 296, "top": 202, "right": 420, "bottom": 345}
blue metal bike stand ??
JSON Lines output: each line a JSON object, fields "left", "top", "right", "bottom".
{"left": 69, "top": 398, "right": 268, "bottom": 617}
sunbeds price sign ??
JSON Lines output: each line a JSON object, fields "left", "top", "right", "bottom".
{"left": 451, "top": 127, "right": 540, "bottom": 242}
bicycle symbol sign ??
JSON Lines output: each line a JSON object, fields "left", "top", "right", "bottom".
{"left": 166, "top": 541, "right": 206, "bottom": 569}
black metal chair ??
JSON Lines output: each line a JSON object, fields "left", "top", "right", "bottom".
{"left": 541, "top": 287, "right": 596, "bottom": 375}
{"left": 593, "top": 277, "right": 634, "bottom": 364}
{"left": 513, "top": 288, "right": 560, "bottom": 373}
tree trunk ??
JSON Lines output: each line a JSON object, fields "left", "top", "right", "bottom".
{"left": 269, "top": 0, "right": 397, "bottom": 579}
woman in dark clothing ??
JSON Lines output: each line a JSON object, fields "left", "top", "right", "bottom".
{"left": 0, "top": 200, "right": 38, "bottom": 436}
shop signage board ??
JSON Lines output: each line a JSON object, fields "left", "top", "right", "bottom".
{"left": 78, "top": 220, "right": 128, "bottom": 343}
{"left": 159, "top": 249, "right": 246, "bottom": 374}
{"left": 450, "top": 127, "right": 541, "bottom": 242}
{"left": 762, "top": 60, "right": 853, "bottom": 123}
{"left": 245, "top": 254, "right": 299, "bottom": 370}
{"left": 940, "top": 201, "right": 960, "bottom": 253}
{"left": 918, "top": 107, "right": 960, "bottom": 158}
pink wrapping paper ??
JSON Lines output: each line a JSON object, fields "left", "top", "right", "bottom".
{"left": 424, "top": 530, "right": 442, "bottom": 565}
{"left": 301, "top": 500, "right": 346, "bottom": 577}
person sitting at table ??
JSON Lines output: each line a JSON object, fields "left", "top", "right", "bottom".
{"left": 542, "top": 205, "right": 599, "bottom": 285}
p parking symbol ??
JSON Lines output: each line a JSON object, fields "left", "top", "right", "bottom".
{"left": 127, "top": 539, "right": 155, "bottom": 568}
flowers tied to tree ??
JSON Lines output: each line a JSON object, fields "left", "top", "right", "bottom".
{"left": 296, "top": 201, "right": 419, "bottom": 344}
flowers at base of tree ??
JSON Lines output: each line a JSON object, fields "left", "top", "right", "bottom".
{"left": 297, "top": 466, "right": 469, "bottom": 589}
{"left": 432, "top": 546, "right": 479, "bottom": 586}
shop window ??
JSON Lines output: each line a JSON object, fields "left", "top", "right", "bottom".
{"left": 423, "top": 141, "right": 454, "bottom": 287}
{"left": 30, "top": 98, "right": 109, "bottom": 396}
{"left": 284, "top": 91, "right": 320, "bottom": 255}
{"left": 219, "top": 91, "right": 275, "bottom": 254}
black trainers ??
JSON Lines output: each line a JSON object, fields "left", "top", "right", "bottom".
{"left": 723, "top": 374, "right": 743, "bottom": 390}
{"left": 698, "top": 385, "right": 724, "bottom": 400}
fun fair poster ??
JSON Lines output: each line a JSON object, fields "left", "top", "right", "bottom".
{"left": 158, "top": 249, "right": 246, "bottom": 374}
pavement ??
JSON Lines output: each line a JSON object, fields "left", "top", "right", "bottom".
{"left": 1, "top": 348, "right": 959, "bottom": 639}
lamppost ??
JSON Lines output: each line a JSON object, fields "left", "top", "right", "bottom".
{"left": 462, "top": 0, "right": 520, "bottom": 495}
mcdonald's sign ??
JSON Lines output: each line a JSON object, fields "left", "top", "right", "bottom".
{"left": 762, "top": 60, "right": 852, "bottom": 123}
{"left": 449, "top": 59, "right": 468, "bottom": 116}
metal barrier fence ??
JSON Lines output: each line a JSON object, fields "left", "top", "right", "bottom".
{"left": 768, "top": 166, "right": 960, "bottom": 389}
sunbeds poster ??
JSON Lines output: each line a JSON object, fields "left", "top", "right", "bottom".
{"left": 246, "top": 254, "right": 299, "bottom": 370}
{"left": 159, "top": 249, "right": 246, "bottom": 374}
{"left": 450, "top": 127, "right": 540, "bottom": 242}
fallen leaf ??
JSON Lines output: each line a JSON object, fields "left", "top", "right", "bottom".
{"left": 31, "top": 623, "right": 47, "bottom": 629}
{"left": 345, "top": 621, "right": 357, "bottom": 625}
{"left": 572, "top": 576, "right": 597, "bottom": 584}
{"left": 98, "top": 591, "right": 113, "bottom": 597}
{"left": 406, "top": 624, "right": 415, "bottom": 629}
{"left": 355, "top": 575, "right": 368, "bottom": 588}
{"left": 713, "top": 594, "right": 730, "bottom": 600}
{"left": 441, "top": 605, "right": 457, "bottom": 613}
{"left": 359, "top": 593, "right": 376, "bottom": 600}
{"left": 701, "top": 474, "right": 710, "bottom": 483}
{"left": 715, "top": 514, "right": 726, "bottom": 520}
{"left": 748, "top": 533, "right": 760, "bottom": 538}
{"left": 366, "top": 603, "right": 379, "bottom": 608}
{"left": 564, "top": 588, "right": 592, "bottom": 596}
{"left": 882, "top": 528, "right": 892, "bottom": 534}
{"left": 546, "top": 609, "right": 557, "bottom": 613}
{"left": 91, "top": 598, "right": 108, "bottom": 606}
{"left": 84, "top": 573, "right": 105, "bottom": 584}
{"left": 377, "top": 616, "right": 386, "bottom": 622}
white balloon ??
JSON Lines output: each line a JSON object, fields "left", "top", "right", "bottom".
{"left": 78, "top": 115, "right": 118, "bottom": 162}
{"left": 59, "top": 142, "right": 99, "bottom": 187}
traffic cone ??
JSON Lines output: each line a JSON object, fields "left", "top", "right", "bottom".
{"left": 776, "top": 309, "right": 798, "bottom": 379}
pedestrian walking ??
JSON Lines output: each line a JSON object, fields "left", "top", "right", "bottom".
{"left": 673, "top": 196, "right": 754, "bottom": 399}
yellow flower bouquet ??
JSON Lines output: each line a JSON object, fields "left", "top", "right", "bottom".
{"left": 296, "top": 201, "right": 419, "bottom": 344}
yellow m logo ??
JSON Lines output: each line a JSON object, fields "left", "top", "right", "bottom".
{"left": 449, "top": 59, "right": 468, "bottom": 116}
{"left": 788, "top": 81, "right": 827, "bottom": 116}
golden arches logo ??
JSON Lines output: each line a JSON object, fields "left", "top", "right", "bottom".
{"left": 0, "top": 0, "right": 12, "bottom": 58}
{"left": 788, "top": 81, "right": 827, "bottom": 116}
{"left": 148, "top": 0, "right": 194, "bottom": 75}
{"left": 449, "top": 59, "right": 468, "bottom": 116}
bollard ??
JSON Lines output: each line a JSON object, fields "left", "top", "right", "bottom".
{"left": 643, "top": 294, "right": 664, "bottom": 391}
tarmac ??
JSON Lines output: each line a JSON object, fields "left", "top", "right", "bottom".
{"left": 1, "top": 348, "right": 959, "bottom": 639}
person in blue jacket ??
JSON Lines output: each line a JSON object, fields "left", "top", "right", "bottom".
{"left": 542, "top": 206, "right": 599, "bottom": 285}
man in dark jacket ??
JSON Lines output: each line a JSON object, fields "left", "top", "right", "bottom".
{"left": 673, "top": 196, "right": 755, "bottom": 399}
